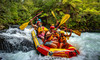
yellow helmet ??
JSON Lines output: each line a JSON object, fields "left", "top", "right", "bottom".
{"left": 52, "top": 24, "right": 54, "bottom": 26}
{"left": 60, "top": 31, "right": 64, "bottom": 34}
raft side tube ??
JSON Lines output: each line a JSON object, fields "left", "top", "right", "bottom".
{"left": 31, "top": 30, "right": 80, "bottom": 58}
{"left": 31, "top": 30, "right": 40, "bottom": 49}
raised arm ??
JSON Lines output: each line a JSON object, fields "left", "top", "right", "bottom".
{"left": 30, "top": 19, "right": 37, "bottom": 28}
{"left": 65, "top": 29, "right": 72, "bottom": 37}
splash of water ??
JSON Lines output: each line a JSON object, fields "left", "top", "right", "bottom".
{"left": 0, "top": 25, "right": 100, "bottom": 60}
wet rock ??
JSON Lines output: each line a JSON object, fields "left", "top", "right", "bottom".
{"left": 9, "top": 25, "right": 20, "bottom": 28}
{"left": 0, "top": 25, "right": 5, "bottom": 30}
{"left": 0, "top": 35, "right": 13, "bottom": 52}
{"left": 0, "top": 24, "right": 9, "bottom": 30}
{"left": 0, "top": 35, "right": 34, "bottom": 53}
{"left": 0, "top": 57, "right": 2, "bottom": 60}
{"left": 0, "top": 29, "right": 7, "bottom": 33}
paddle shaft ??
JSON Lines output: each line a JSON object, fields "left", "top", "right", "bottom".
{"left": 29, "top": 11, "right": 43, "bottom": 30}
{"left": 51, "top": 11, "right": 57, "bottom": 21}
{"left": 30, "top": 11, "right": 43, "bottom": 22}
{"left": 55, "top": 14, "right": 70, "bottom": 31}
{"left": 63, "top": 27, "right": 81, "bottom": 36}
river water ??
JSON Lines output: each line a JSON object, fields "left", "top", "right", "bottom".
{"left": 0, "top": 25, "right": 100, "bottom": 60}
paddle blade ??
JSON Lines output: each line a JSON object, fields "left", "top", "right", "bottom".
{"left": 51, "top": 11, "right": 57, "bottom": 20}
{"left": 72, "top": 30, "right": 81, "bottom": 36}
{"left": 59, "top": 14, "right": 70, "bottom": 26}
{"left": 19, "top": 21, "right": 29, "bottom": 30}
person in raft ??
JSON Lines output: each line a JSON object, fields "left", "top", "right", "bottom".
{"left": 30, "top": 21, "right": 48, "bottom": 40}
{"left": 50, "top": 24, "right": 60, "bottom": 37}
{"left": 30, "top": 20, "right": 38, "bottom": 30}
{"left": 49, "top": 25, "right": 55, "bottom": 34}
{"left": 35, "top": 17, "right": 42, "bottom": 24}
{"left": 49, "top": 24, "right": 60, "bottom": 37}
{"left": 50, "top": 24, "right": 61, "bottom": 47}
{"left": 29, "top": 17, "right": 42, "bottom": 30}
{"left": 44, "top": 31, "right": 58, "bottom": 48}
{"left": 59, "top": 29, "right": 72, "bottom": 49}
{"left": 37, "top": 22, "right": 45, "bottom": 40}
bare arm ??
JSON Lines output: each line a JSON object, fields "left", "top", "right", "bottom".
{"left": 30, "top": 19, "right": 37, "bottom": 28}
{"left": 65, "top": 29, "right": 72, "bottom": 37}
{"left": 56, "top": 21, "right": 58, "bottom": 26}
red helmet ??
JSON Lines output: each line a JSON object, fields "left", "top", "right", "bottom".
{"left": 37, "top": 21, "right": 40, "bottom": 25}
{"left": 50, "top": 26, "right": 55, "bottom": 29}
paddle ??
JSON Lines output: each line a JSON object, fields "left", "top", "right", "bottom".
{"left": 63, "top": 27, "right": 81, "bottom": 36}
{"left": 55, "top": 14, "right": 81, "bottom": 36}
{"left": 63, "top": 18, "right": 81, "bottom": 36}
{"left": 59, "top": 14, "right": 70, "bottom": 26}
{"left": 72, "top": 30, "right": 81, "bottom": 36}
{"left": 51, "top": 11, "right": 57, "bottom": 21}
{"left": 55, "top": 14, "right": 70, "bottom": 30}
{"left": 19, "top": 11, "right": 43, "bottom": 30}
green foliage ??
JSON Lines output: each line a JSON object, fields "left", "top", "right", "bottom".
{"left": 40, "top": 13, "right": 49, "bottom": 17}
{"left": 0, "top": 0, "right": 100, "bottom": 31}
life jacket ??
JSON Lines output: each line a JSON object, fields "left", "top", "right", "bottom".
{"left": 53, "top": 33, "right": 59, "bottom": 38}
{"left": 46, "top": 35, "right": 53, "bottom": 41}
{"left": 42, "top": 26, "right": 48, "bottom": 32}
{"left": 37, "top": 26, "right": 48, "bottom": 34}
{"left": 37, "top": 26, "right": 43, "bottom": 34}
{"left": 60, "top": 35, "right": 66, "bottom": 43}
{"left": 44, "top": 35, "right": 53, "bottom": 44}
